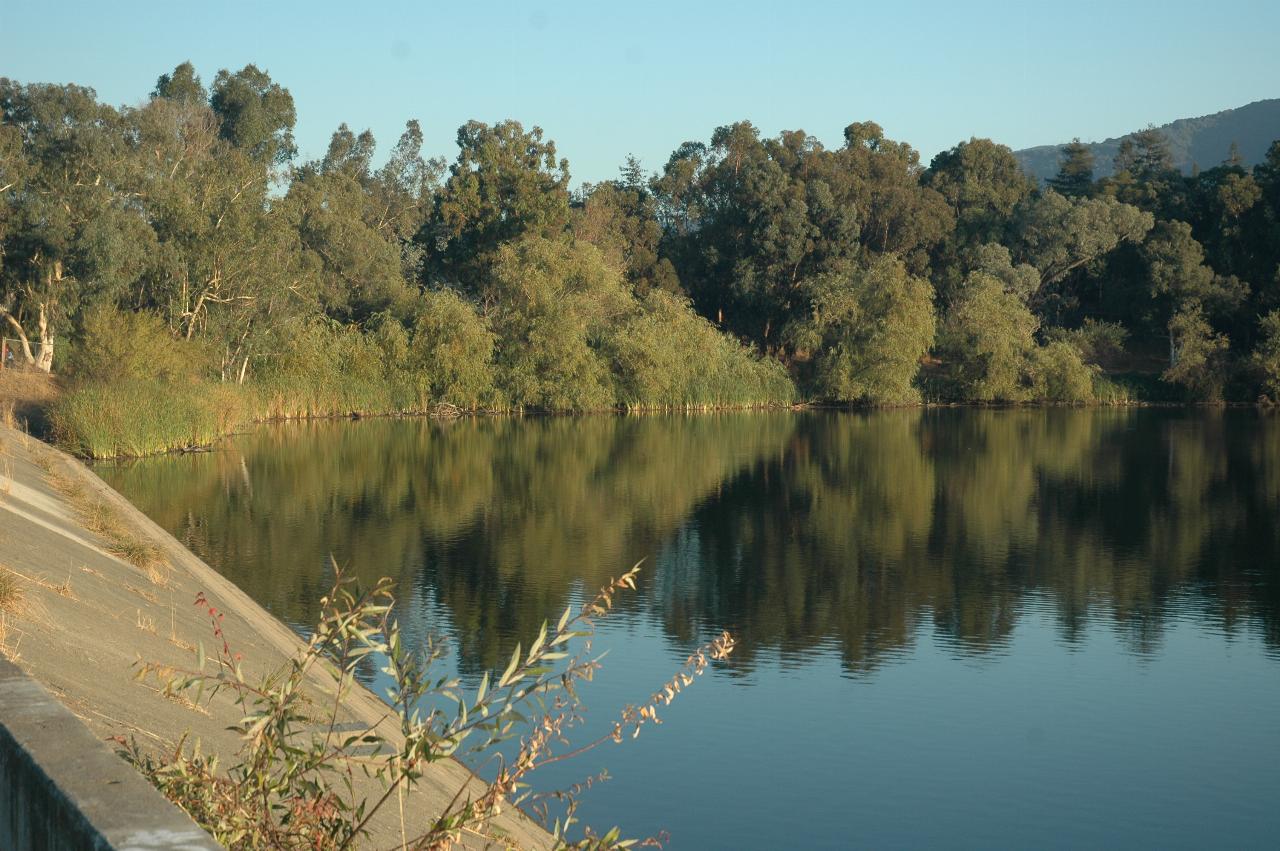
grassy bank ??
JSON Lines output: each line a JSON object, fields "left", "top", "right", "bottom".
{"left": 48, "top": 341, "right": 796, "bottom": 459}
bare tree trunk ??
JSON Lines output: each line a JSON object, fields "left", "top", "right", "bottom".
{"left": 0, "top": 308, "right": 37, "bottom": 367}
{"left": 35, "top": 304, "right": 53, "bottom": 373}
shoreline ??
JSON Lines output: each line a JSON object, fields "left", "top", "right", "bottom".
{"left": 72, "top": 395, "right": 1279, "bottom": 462}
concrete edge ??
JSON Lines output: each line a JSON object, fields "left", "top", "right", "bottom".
{"left": 0, "top": 657, "right": 222, "bottom": 851}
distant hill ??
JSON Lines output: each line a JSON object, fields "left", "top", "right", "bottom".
{"left": 1013, "top": 99, "right": 1280, "bottom": 184}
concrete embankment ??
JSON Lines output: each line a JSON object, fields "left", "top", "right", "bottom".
{"left": 0, "top": 423, "right": 551, "bottom": 850}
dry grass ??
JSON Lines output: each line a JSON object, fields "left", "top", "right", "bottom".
{"left": 0, "top": 566, "right": 22, "bottom": 615}
{"left": 0, "top": 368, "right": 59, "bottom": 434}
{"left": 0, "top": 567, "right": 26, "bottom": 662}
{"left": 167, "top": 604, "right": 194, "bottom": 652}
{"left": 0, "top": 563, "right": 73, "bottom": 601}
{"left": 136, "top": 609, "right": 157, "bottom": 634}
{"left": 46, "top": 468, "right": 170, "bottom": 585}
{"left": 0, "top": 613, "right": 20, "bottom": 661}
{"left": 126, "top": 583, "right": 159, "bottom": 604}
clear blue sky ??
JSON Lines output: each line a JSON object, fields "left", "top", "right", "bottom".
{"left": 3, "top": 0, "right": 1278, "bottom": 184}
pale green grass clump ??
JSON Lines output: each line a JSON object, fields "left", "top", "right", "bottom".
{"left": 50, "top": 379, "right": 245, "bottom": 459}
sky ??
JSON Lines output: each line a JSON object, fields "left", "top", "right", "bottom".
{"left": 3, "top": 0, "right": 1278, "bottom": 185}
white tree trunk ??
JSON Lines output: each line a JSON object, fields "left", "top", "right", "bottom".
{"left": 35, "top": 304, "right": 53, "bottom": 373}
{"left": 0, "top": 309, "right": 37, "bottom": 368}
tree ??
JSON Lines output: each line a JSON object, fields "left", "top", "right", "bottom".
{"left": 787, "top": 256, "right": 936, "bottom": 403}
{"left": 408, "top": 289, "right": 496, "bottom": 408}
{"left": 209, "top": 65, "right": 297, "bottom": 165}
{"left": 153, "top": 61, "right": 207, "bottom": 104}
{"left": 1144, "top": 220, "right": 1248, "bottom": 314}
{"left": 284, "top": 125, "right": 419, "bottom": 322}
{"left": 924, "top": 138, "right": 1034, "bottom": 244}
{"left": 486, "top": 235, "right": 630, "bottom": 410}
{"left": 1141, "top": 220, "right": 1249, "bottom": 370}
{"left": 964, "top": 243, "right": 1041, "bottom": 304}
{"left": 657, "top": 121, "right": 823, "bottom": 347}
{"left": 0, "top": 80, "right": 150, "bottom": 372}
{"left": 1027, "top": 341, "right": 1096, "bottom": 402}
{"left": 654, "top": 120, "right": 949, "bottom": 353}
{"left": 131, "top": 91, "right": 311, "bottom": 379}
{"left": 1011, "top": 189, "right": 1153, "bottom": 316}
{"left": 572, "top": 181, "right": 680, "bottom": 296}
{"left": 1047, "top": 139, "right": 1095, "bottom": 198}
{"left": 1106, "top": 127, "right": 1180, "bottom": 215}
{"left": 419, "top": 120, "right": 570, "bottom": 294}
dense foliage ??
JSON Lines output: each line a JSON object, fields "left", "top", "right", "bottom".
{"left": 3, "top": 64, "right": 1279, "bottom": 453}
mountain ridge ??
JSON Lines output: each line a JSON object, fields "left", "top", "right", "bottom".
{"left": 1013, "top": 99, "right": 1280, "bottom": 183}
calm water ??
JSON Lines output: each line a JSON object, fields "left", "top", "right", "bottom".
{"left": 100, "top": 409, "right": 1280, "bottom": 849}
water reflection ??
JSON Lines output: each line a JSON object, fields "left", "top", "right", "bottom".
{"left": 99, "top": 409, "right": 1280, "bottom": 848}
{"left": 100, "top": 409, "right": 1280, "bottom": 675}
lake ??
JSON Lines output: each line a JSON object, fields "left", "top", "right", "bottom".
{"left": 99, "top": 409, "right": 1280, "bottom": 849}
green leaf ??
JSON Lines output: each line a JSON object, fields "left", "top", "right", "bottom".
{"left": 499, "top": 643, "right": 521, "bottom": 687}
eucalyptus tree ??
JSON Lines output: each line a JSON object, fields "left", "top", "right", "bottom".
{"left": 134, "top": 71, "right": 312, "bottom": 380}
{"left": 1010, "top": 189, "right": 1153, "bottom": 321}
{"left": 418, "top": 120, "right": 570, "bottom": 295}
{"left": 923, "top": 137, "right": 1034, "bottom": 300}
{"left": 924, "top": 138, "right": 1034, "bottom": 246}
{"left": 152, "top": 61, "right": 206, "bottom": 104}
{"left": 209, "top": 64, "right": 297, "bottom": 165}
{"left": 0, "top": 79, "right": 151, "bottom": 371}
{"left": 573, "top": 177, "right": 680, "bottom": 297}
{"left": 654, "top": 121, "right": 949, "bottom": 356}
{"left": 284, "top": 123, "right": 432, "bottom": 323}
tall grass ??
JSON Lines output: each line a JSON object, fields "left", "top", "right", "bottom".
{"left": 50, "top": 379, "right": 245, "bottom": 459}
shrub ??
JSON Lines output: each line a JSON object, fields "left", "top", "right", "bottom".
{"left": 607, "top": 290, "right": 795, "bottom": 409}
{"left": 124, "top": 565, "right": 734, "bottom": 849}
{"left": 252, "top": 320, "right": 403, "bottom": 418}
{"left": 936, "top": 271, "right": 1039, "bottom": 401}
{"left": 1043, "top": 318, "right": 1129, "bottom": 366}
{"left": 1163, "top": 306, "right": 1230, "bottom": 402}
{"left": 66, "top": 306, "right": 208, "bottom": 384}
{"left": 407, "top": 289, "right": 498, "bottom": 409}
{"left": 789, "top": 257, "right": 935, "bottom": 404}
{"left": 1028, "top": 341, "right": 1097, "bottom": 402}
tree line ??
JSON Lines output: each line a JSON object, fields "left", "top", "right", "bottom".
{"left": 2, "top": 63, "right": 1279, "bottom": 451}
